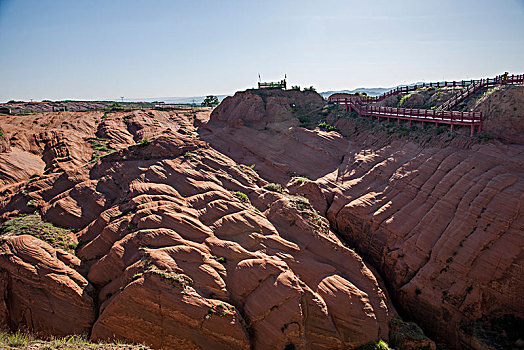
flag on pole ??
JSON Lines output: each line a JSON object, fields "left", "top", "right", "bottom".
{"left": 258, "top": 73, "right": 260, "bottom": 81}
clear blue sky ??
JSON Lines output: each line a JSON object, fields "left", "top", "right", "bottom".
{"left": 1, "top": 0, "right": 523, "bottom": 101}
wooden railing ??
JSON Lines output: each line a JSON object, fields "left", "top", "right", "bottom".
{"left": 333, "top": 98, "right": 482, "bottom": 136}
{"left": 327, "top": 73, "right": 523, "bottom": 136}
{"left": 330, "top": 73, "right": 524, "bottom": 104}
{"left": 436, "top": 73, "right": 524, "bottom": 110}
{"left": 436, "top": 80, "right": 484, "bottom": 111}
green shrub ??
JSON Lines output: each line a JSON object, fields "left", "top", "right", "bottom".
{"left": 355, "top": 339, "right": 390, "bottom": 350}
{"left": 184, "top": 151, "right": 191, "bottom": 158}
{"left": 317, "top": 121, "right": 336, "bottom": 131}
{"left": 217, "top": 256, "right": 226, "bottom": 263}
{"left": 137, "top": 138, "right": 151, "bottom": 147}
{"left": 298, "top": 115, "right": 310, "bottom": 126}
{"left": 290, "top": 86, "right": 301, "bottom": 91}
{"left": 291, "top": 196, "right": 310, "bottom": 211}
{"left": 111, "top": 102, "right": 123, "bottom": 110}
{"left": 27, "top": 199, "right": 36, "bottom": 207}
{"left": 304, "top": 86, "right": 316, "bottom": 91}
{"left": 263, "top": 183, "right": 282, "bottom": 193}
{"left": 232, "top": 191, "right": 249, "bottom": 203}
{"left": 292, "top": 176, "right": 310, "bottom": 184}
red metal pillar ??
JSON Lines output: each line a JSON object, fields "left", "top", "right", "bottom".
{"left": 470, "top": 124, "right": 474, "bottom": 137}
{"left": 422, "top": 121, "right": 425, "bottom": 128}
{"left": 479, "top": 113, "right": 482, "bottom": 133}
{"left": 397, "top": 119, "right": 400, "bottom": 125}
{"left": 409, "top": 120, "right": 412, "bottom": 126}
{"left": 451, "top": 123, "right": 454, "bottom": 132}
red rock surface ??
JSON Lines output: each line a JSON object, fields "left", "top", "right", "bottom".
{"left": 0, "top": 105, "right": 396, "bottom": 349}
{"left": 475, "top": 85, "right": 524, "bottom": 144}
{"left": 2, "top": 87, "right": 521, "bottom": 349}
{"left": 200, "top": 89, "right": 524, "bottom": 349}
{"left": 0, "top": 235, "right": 95, "bottom": 336}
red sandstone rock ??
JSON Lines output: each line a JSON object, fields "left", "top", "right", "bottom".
{"left": 0, "top": 106, "right": 396, "bottom": 349}
{"left": 2, "top": 87, "right": 521, "bottom": 349}
{"left": 0, "top": 235, "right": 95, "bottom": 336}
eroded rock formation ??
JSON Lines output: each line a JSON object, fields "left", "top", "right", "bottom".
{"left": 1, "top": 86, "right": 522, "bottom": 349}
{"left": 0, "top": 105, "right": 396, "bottom": 349}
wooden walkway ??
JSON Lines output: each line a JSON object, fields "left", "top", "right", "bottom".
{"left": 328, "top": 73, "right": 523, "bottom": 136}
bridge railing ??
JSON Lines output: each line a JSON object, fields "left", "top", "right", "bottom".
{"left": 346, "top": 73, "right": 524, "bottom": 102}
{"left": 359, "top": 105, "right": 482, "bottom": 123}
{"left": 332, "top": 98, "right": 482, "bottom": 124}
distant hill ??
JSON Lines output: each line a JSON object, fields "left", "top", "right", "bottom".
{"left": 126, "top": 82, "right": 426, "bottom": 104}
{"left": 124, "top": 95, "right": 231, "bottom": 105}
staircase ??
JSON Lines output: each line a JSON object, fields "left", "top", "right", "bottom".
{"left": 327, "top": 72, "right": 524, "bottom": 136}
{"left": 436, "top": 80, "right": 486, "bottom": 111}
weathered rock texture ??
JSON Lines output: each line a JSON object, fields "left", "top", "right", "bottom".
{"left": 1, "top": 86, "right": 522, "bottom": 349}
{"left": 0, "top": 105, "right": 395, "bottom": 349}
{"left": 475, "top": 85, "right": 524, "bottom": 144}
{"left": 0, "top": 235, "right": 95, "bottom": 336}
{"left": 201, "top": 89, "right": 524, "bottom": 349}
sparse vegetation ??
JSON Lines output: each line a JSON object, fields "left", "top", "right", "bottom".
{"left": 355, "top": 339, "right": 391, "bottom": 350}
{"left": 111, "top": 102, "right": 123, "bottom": 110}
{"left": 0, "top": 330, "right": 149, "bottom": 349}
{"left": 290, "top": 86, "right": 301, "bottom": 91}
{"left": 304, "top": 86, "right": 316, "bottom": 91}
{"left": 297, "top": 114, "right": 310, "bottom": 127}
{"left": 137, "top": 138, "right": 151, "bottom": 147}
{"left": 389, "top": 318, "right": 433, "bottom": 349}
{"left": 292, "top": 176, "right": 310, "bottom": 184}
{"left": 132, "top": 272, "right": 143, "bottom": 281}
{"left": 232, "top": 191, "right": 249, "bottom": 203}
{"left": 0, "top": 213, "right": 77, "bottom": 253}
{"left": 149, "top": 268, "right": 193, "bottom": 288}
{"left": 317, "top": 121, "right": 336, "bottom": 131}
{"left": 263, "top": 182, "right": 282, "bottom": 193}
{"left": 290, "top": 195, "right": 310, "bottom": 211}
{"left": 89, "top": 140, "right": 112, "bottom": 152}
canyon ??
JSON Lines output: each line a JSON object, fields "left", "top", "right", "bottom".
{"left": 0, "top": 86, "right": 523, "bottom": 349}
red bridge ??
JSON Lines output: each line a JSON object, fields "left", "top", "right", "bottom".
{"left": 328, "top": 73, "right": 524, "bottom": 136}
